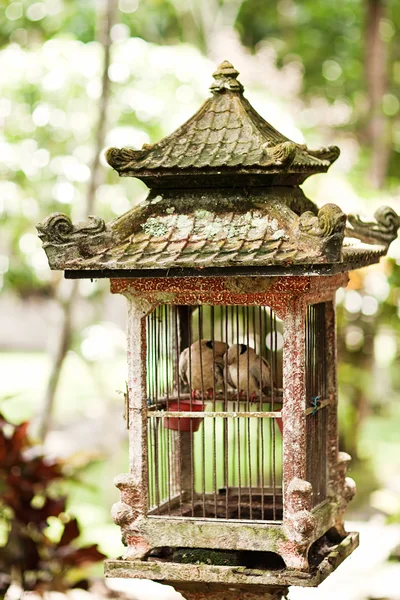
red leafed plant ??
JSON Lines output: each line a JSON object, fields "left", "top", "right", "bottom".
{"left": 0, "top": 413, "right": 105, "bottom": 594}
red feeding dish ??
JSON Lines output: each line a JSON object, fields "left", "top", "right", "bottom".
{"left": 163, "top": 400, "right": 204, "bottom": 432}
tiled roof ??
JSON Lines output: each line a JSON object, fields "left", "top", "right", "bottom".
{"left": 106, "top": 61, "right": 340, "bottom": 183}
{"left": 38, "top": 188, "right": 352, "bottom": 272}
{"left": 37, "top": 60, "right": 399, "bottom": 276}
{"left": 81, "top": 203, "right": 303, "bottom": 270}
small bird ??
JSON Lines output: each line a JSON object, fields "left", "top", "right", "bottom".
{"left": 179, "top": 339, "right": 228, "bottom": 399}
{"left": 224, "top": 344, "right": 271, "bottom": 399}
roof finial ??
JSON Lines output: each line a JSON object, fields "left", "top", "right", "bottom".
{"left": 210, "top": 60, "right": 244, "bottom": 94}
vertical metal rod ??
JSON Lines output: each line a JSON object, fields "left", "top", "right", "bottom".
{"left": 154, "top": 308, "right": 160, "bottom": 504}
{"left": 188, "top": 308, "right": 194, "bottom": 517}
{"left": 148, "top": 419, "right": 153, "bottom": 509}
{"left": 309, "top": 306, "right": 312, "bottom": 447}
{"left": 315, "top": 306, "right": 318, "bottom": 503}
{"left": 224, "top": 306, "right": 229, "bottom": 519}
{"left": 253, "top": 306, "right": 261, "bottom": 489}
{"left": 153, "top": 307, "right": 158, "bottom": 389}
{"left": 315, "top": 305, "right": 319, "bottom": 503}
{"left": 145, "top": 315, "right": 151, "bottom": 509}
{"left": 236, "top": 306, "right": 241, "bottom": 519}
{"left": 211, "top": 306, "right": 217, "bottom": 518}
{"left": 151, "top": 311, "right": 160, "bottom": 511}
{"left": 271, "top": 310, "right": 277, "bottom": 520}
{"left": 164, "top": 305, "right": 171, "bottom": 515}
{"left": 259, "top": 306, "right": 265, "bottom": 520}
{"left": 159, "top": 408, "right": 164, "bottom": 503}
{"left": 306, "top": 306, "right": 310, "bottom": 494}
{"left": 246, "top": 306, "right": 253, "bottom": 519}
{"left": 312, "top": 305, "right": 317, "bottom": 505}
{"left": 230, "top": 306, "right": 236, "bottom": 489}
{"left": 174, "top": 306, "right": 183, "bottom": 515}
{"left": 265, "top": 307, "right": 272, "bottom": 489}
{"left": 154, "top": 417, "right": 160, "bottom": 510}
{"left": 198, "top": 306, "right": 206, "bottom": 517}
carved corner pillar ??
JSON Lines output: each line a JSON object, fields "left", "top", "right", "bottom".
{"left": 333, "top": 452, "right": 356, "bottom": 536}
{"left": 111, "top": 292, "right": 154, "bottom": 559}
{"left": 280, "top": 297, "right": 313, "bottom": 571}
{"left": 282, "top": 296, "right": 307, "bottom": 499}
{"left": 281, "top": 478, "right": 315, "bottom": 571}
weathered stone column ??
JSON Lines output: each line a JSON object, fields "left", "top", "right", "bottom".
{"left": 280, "top": 295, "right": 315, "bottom": 571}
{"left": 111, "top": 294, "right": 154, "bottom": 559}
{"left": 174, "top": 582, "right": 289, "bottom": 600}
{"left": 282, "top": 295, "right": 307, "bottom": 493}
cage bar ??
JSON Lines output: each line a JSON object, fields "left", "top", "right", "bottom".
{"left": 305, "top": 303, "right": 328, "bottom": 507}
{"left": 145, "top": 304, "right": 283, "bottom": 522}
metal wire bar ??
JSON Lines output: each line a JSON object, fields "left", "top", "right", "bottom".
{"left": 259, "top": 306, "right": 265, "bottom": 520}
{"left": 224, "top": 305, "right": 229, "bottom": 519}
{"left": 210, "top": 305, "right": 218, "bottom": 518}
{"left": 306, "top": 303, "right": 328, "bottom": 507}
{"left": 235, "top": 306, "right": 242, "bottom": 519}
{"left": 148, "top": 419, "right": 154, "bottom": 508}
{"left": 150, "top": 410, "right": 282, "bottom": 418}
{"left": 173, "top": 306, "right": 183, "bottom": 515}
{"left": 245, "top": 307, "right": 253, "bottom": 518}
{"left": 198, "top": 306, "right": 206, "bottom": 517}
{"left": 271, "top": 309, "right": 277, "bottom": 520}
{"left": 163, "top": 306, "right": 171, "bottom": 514}
{"left": 186, "top": 308, "right": 194, "bottom": 517}
{"left": 145, "top": 302, "right": 283, "bottom": 522}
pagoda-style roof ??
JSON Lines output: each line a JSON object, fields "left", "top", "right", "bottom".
{"left": 37, "top": 61, "right": 399, "bottom": 277}
{"left": 106, "top": 61, "right": 340, "bottom": 187}
{"left": 37, "top": 187, "right": 398, "bottom": 276}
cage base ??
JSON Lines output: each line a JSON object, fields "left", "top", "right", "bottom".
{"left": 104, "top": 531, "right": 358, "bottom": 589}
{"left": 149, "top": 491, "right": 283, "bottom": 521}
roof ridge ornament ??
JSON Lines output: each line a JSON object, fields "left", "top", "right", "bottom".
{"left": 210, "top": 60, "right": 244, "bottom": 94}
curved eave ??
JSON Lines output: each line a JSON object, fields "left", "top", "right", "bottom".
{"left": 108, "top": 164, "right": 333, "bottom": 188}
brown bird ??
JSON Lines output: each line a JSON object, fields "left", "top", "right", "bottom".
{"left": 224, "top": 344, "right": 271, "bottom": 399}
{"left": 179, "top": 339, "right": 228, "bottom": 399}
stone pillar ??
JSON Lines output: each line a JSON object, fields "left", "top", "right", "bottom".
{"left": 174, "top": 583, "right": 289, "bottom": 600}
{"left": 281, "top": 296, "right": 315, "bottom": 571}
{"left": 111, "top": 295, "right": 154, "bottom": 559}
{"left": 282, "top": 295, "right": 307, "bottom": 493}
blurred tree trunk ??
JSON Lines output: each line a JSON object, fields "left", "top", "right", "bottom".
{"left": 38, "top": 0, "right": 117, "bottom": 441}
{"left": 365, "top": 0, "right": 389, "bottom": 188}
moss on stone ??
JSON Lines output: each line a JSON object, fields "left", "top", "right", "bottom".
{"left": 172, "top": 548, "right": 242, "bottom": 566}
{"left": 141, "top": 217, "right": 168, "bottom": 237}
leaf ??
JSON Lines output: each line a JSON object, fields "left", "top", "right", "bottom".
{"left": 56, "top": 544, "right": 106, "bottom": 566}
{"left": 13, "top": 496, "right": 67, "bottom": 527}
{"left": 11, "top": 421, "right": 29, "bottom": 453}
{"left": 59, "top": 518, "right": 80, "bottom": 547}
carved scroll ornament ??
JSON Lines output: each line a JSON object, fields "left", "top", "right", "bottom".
{"left": 36, "top": 212, "right": 111, "bottom": 268}
{"left": 346, "top": 205, "right": 399, "bottom": 248}
{"left": 37, "top": 212, "right": 106, "bottom": 246}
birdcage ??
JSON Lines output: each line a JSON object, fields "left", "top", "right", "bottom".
{"left": 145, "top": 303, "right": 284, "bottom": 522}
{"left": 38, "top": 61, "right": 399, "bottom": 598}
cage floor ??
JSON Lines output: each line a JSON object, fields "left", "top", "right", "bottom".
{"left": 105, "top": 531, "right": 359, "bottom": 589}
{"left": 149, "top": 491, "right": 283, "bottom": 521}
